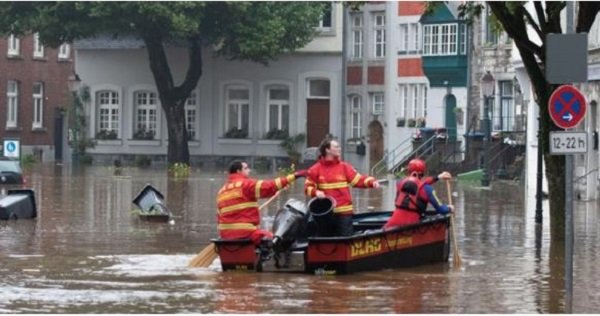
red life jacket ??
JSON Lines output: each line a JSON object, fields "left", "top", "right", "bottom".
{"left": 394, "top": 176, "right": 427, "bottom": 214}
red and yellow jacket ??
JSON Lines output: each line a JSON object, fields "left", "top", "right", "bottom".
{"left": 304, "top": 158, "right": 377, "bottom": 215}
{"left": 217, "top": 173, "right": 296, "bottom": 239}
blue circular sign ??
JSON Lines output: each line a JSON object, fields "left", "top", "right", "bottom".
{"left": 6, "top": 142, "right": 15, "bottom": 152}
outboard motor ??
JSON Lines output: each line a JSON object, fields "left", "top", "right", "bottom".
{"left": 272, "top": 198, "right": 307, "bottom": 253}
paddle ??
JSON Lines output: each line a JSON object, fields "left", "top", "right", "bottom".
{"left": 188, "top": 189, "right": 284, "bottom": 268}
{"left": 446, "top": 179, "right": 462, "bottom": 267}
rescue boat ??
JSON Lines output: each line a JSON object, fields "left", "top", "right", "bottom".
{"left": 212, "top": 198, "right": 450, "bottom": 275}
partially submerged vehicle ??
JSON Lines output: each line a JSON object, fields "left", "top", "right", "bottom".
{"left": 212, "top": 198, "right": 450, "bottom": 275}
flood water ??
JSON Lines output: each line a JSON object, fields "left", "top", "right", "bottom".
{"left": 1, "top": 164, "right": 599, "bottom": 313}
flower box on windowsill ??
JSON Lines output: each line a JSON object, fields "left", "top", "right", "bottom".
{"left": 128, "top": 139, "right": 161, "bottom": 146}
{"left": 96, "top": 139, "right": 123, "bottom": 146}
{"left": 218, "top": 138, "right": 252, "bottom": 145}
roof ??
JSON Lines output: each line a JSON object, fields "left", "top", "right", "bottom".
{"left": 74, "top": 35, "right": 145, "bottom": 50}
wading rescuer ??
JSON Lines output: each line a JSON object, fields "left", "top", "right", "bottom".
{"left": 304, "top": 138, "right": 380, "bottom": 236}
{"left": 383, "top": 159, "right": 454, "bottom": 229}
{"left": 217, "top": 160, "right": 306, "bottom": 245}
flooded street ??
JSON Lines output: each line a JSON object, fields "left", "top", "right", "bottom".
{"left": 1, "top": 164, "right": 599, "bottom": 313}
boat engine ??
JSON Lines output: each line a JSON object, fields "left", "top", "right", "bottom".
{"left": 260, "top": 198, "right": 308, "bottom": 272}
{"left": 272, "top": 198, "right": 307, "bottom": 253}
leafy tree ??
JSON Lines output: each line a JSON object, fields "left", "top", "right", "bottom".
{"left": 459, "top": 2, "right": 600, "bottom": 241}
{"left": 0, "top": 2, "right": 326, "bottom": 164}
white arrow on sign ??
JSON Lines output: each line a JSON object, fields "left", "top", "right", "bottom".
{"left": 563, "top": 112, "right": 573, "bottom": 121}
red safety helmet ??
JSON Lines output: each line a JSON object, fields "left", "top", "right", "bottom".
{"left": 407, "top": 159, "right": 426, "bottom": 175}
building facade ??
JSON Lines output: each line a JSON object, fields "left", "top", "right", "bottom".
{"left": 0, "top": 33, "right": 73, "bottom": 162}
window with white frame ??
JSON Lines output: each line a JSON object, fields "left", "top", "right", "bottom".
{"left": 33, "top": 33, "right": 44, "bottom": 58}
{"left": 58, "top": 43, "right": 70, "bottom": 59}
{"left": 485, "top": 6, "right": 498, "bottom": 45}
{"left": 32, "top": 82, "right": 43, "bottom": 129}
{"left": 423, "top": 23, "right": 458, "bottom": 56}
{"left": 399, "top": 24, "right": 409, "bottom": 52}
{"left": 97, "top": 90, "right": 120, "bottom": 138}
{"left": 372, "top": 92, "right": 384, "bottom": 115}
{"left": 351, "top": 14, "right": 363, "bottom": 59}
{"left": 460, "top": 24, "right": 467, "bottom": 55}
{"left": 421, "top": 84, "right": 428, "bottom": 118}
{"left": 400, "top": 85, "right": 408, "bottom": 120}
{"left": 498, "top": 80, "right": 514, "bottom": 131}
{"left": 225, "top": 86, "right": 250, "bottom": 137}
{"left": 350, "top": 95, "right": 362, "bottom": 139}
{"left": 411, "top": 23, "right": 420, "bottom": 51}
{"left": 6, "top": 80, "right": 18, "bottom": 128}
{"left": 7, "top": 34, "right": 19, "bottom": 56}
{"left": 185, "top": 91, "right": 197, "bottom": 140}
{"left": 412, "top": 85, "right": 419, "bottom": 119}
{"left": 316, "top": 4, "right": 332, "bottom": 30}
{"left": 401, "top": 23, "right": 421, "bottom": 53}
{"left": 134, "top": 91, "right": 157, "bottom": 140}
{"left": 374, "top": 13, "right": 385, "bottom": 58}
{"left": 266, "top": 86, "right": 290, "bottom": 138}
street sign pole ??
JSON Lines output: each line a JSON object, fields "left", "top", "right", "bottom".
{"left": 565, "top": 3, "right": 575, "bottom": 312}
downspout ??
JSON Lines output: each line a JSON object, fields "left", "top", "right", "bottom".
{"left": 340, "top": 4, "right": 348, "bottom": 159}
{"left": 465, "top": 19, "right": 473, "bottom": 158}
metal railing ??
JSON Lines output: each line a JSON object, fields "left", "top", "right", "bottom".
{"left": 370, "top": 134, "right": 436, "bottom": 178}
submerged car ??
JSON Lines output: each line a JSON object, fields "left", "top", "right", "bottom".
{"left": 0, "top": 159, "right": 24, "bottom": 185}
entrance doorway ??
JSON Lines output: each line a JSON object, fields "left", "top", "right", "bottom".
{"left": 368, "top": 120, "right": 384, "bottom": 170}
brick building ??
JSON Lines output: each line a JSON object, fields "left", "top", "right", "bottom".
{"left": 0, "top": 33, "right": 73, "bottom": 162}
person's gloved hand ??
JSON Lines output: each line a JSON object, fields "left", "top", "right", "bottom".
{"left": 447, "top": 205, "right": 455, "bottom": 213}
{"left": 294, "top": 169, "right": 307, "bottom": 178}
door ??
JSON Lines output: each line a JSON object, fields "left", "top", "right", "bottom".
{"left": 368, "top": 120, "right": 384, "bottom": 170}
{"left": 54, "top": 108, "right": 64, "bottom": 162}
{"left": 307, "top": 99, "right": 330, "bottom": 147}
{"left": 445, "top": 94, "right": 457, "bottom": 141}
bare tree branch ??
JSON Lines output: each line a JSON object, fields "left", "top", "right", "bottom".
{"left": 488, "top": 3, "right": 543, "bottom": 58}
{"left": 533, "top": 2, "right": 547, "bottom": 33}
{"left": 523, "top": 8, "right": 543, "bottom": 40}
{"left": 577, "top": 1, "right": 600, "bottom": 33}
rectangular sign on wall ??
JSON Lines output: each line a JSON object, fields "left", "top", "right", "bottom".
{"left": 546, "top": 33, "right": 588, "bottom": 84}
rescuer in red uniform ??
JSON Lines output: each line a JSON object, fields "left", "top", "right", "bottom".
{"left": 217, "top": 160, "right": 306, "bottom": 245}
{"left": 304, "top": 138, "right": 380, "bottom": 236}
{"left": 383, "top": 159, "right": 453, "bottom": 229}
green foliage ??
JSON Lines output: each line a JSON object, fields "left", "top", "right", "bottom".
{"left": 277, "top": 163, "right": 296, "bottom": 177}
{"left": 280, "top": 133, "right": 305, "bottom": 164}
{"left": 224, "top": 128, "right": 248, "bottom": 139}
{"left": 21, "top": 153, "right": 37, "bottom": 168}
{"left": 133, "top": 129, "right": 155, "bottom": 140}
{"left": 96, "top": 129, "right": 118, "bottom": 140}
{"left": 69, "top": 86, "right": 95, "bottom": 156}
{"left": 265, "top": 128, "right": 289, "bottom": 140}
{"left": 168, "top": 162, "right": 190, "bottom": 178}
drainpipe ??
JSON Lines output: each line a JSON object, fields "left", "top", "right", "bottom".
{"left": 340, "top": 4, "right": 347, "bottom": 160}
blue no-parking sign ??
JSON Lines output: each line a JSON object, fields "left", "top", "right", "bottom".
{"left": 548, "top": 85, "right": 587, "bottom": 129}
{"left": 3, "top": 139, "right": 20, "bottom": 158}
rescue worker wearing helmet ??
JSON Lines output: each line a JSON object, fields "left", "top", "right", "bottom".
{"left": 383, "top": 158, "right": 454, "bottom": 229}
{"left": 304, "top": 137, "right": 380, "bottom": 236}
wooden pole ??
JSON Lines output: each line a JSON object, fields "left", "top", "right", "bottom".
{"left": 446, "top": 179, "right": 462, "bottom": 267}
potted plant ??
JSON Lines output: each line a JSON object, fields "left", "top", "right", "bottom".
{"left": 224, "top": 127, "right": 248, "bottom": 139}
{"left": 96, "top": 129, "right": 118, "bottom": 140}
{"left": 280, "top": 133, "right": 306, "bottom": 165}
{"left": 133, "top": 128, "right": 155, "bottom": 140}
{"left": 416, "top": 117, "right": 426, "bottom": 127}
{"left": 407, "top": 118, "right": 416, "bottom": 127}
{"left": 396, "top": 117, "right": 406, "bottom": 127}
{"left": 265, "top": 128, "right": 289, "bottom": 140}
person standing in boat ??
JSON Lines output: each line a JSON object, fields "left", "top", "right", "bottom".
{"left": 383, "top": 158, "right": 453, "bottom": 230}
{"left": 217, "top": 160, "right": 307, "bottom": 245}
{"left": 304, "top": 137, "right": 380, "bottom": 236}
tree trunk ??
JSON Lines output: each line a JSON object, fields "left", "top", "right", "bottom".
{"left": 143, "top": 35, "right": 204, "bottom": 165}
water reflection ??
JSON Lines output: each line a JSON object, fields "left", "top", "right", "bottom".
{"left": 0, "top": 165, "right": 598, "bottom": 312}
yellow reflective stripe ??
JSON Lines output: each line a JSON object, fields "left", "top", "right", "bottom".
{"left": 333, "top": 205, "right": 353, "bottom": 213}
{"left": 255, "top": 180, "right": 263, "bottom": 199}
{"left": 286, "top": 174, "right": 295, "bottom": 182}
{"left": 217, "top": 223, "right": 257, "bottom": 230}
{"left": 219, "top": 202, "right": 259, "bottom": 214}
{"left": 307, "top": 187, "right": 315, "bottom": 196}
{"left": 217, "top": 190, "right": 242, "bottom": 203}
{"left": 350, "top": 174, "right": 361, "bottom": 186}
{"left": 318, "top": 182, "right": 348, "bottom": 189}
{"left": 275, "top": 178, "right": 282, "bottom": 190}
{"left": 364, "top": 176, "right": 375, "bottom": 186}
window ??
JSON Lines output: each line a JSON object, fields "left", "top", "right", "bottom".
{"left": 399, "top": 24, "right": 409, "bottom": 52}
{"left": 33, "top": 33, "right": 44, "bottom": 58}
{"left": 185, "top": 91, "right": 197, "bottom": 140}
{"left": 350, "top": 96, "right": 361, "bottom": 139}
{"left": 32, "top": 82, "right": 43, "bottom": 129}
{"left": 6, "top": 81, "right": 18, "bottom": 128}
{"left": 401, "top": 23, "right": 420, "bottom": 53}
{"left": 412, "top": 85, "right": 419, "bottom": 119}
{"left": 58, "top": 43, "right": 70, "bottom": 59}
{"left": 134, "top": 91, "right": 157, "bottom": 140}
{"left": 7, "top": 34, "right": 19, "bottom": 56}
{"left": 423, "top": 23, "right": 458, "bottom": 56}
{"left": 316, "top": 4, "right": 332, "bottom": 30}
{"left": 266, "top": 86, "right": 290, "bottom": 136}
{"left": 485, "top": 6, "right": 498, "bottom": 45}
{"left": 374, "top": 13, "right": 385, "bottom": 58}
{"left": 97, "top": 90, "right": 120, "bottom": 138}
{"left": 460, "top": 24, "right": 467, "bottom": 55}
{"left": 498, "top": 81, "right": 514, "bottom": 131}
{"left": 225, "top": 86, "right": 250, "bottom": 137}
{"left": 400, "top": 85, "right": 408, "bottom": 119}
{"left": 351, "top": 15, "right": 363, "bottom": 59}
{"left": 411, "top": 23, "right": 420, "bottom": 51}
{"left": 308, "top": 79, "right": 330, "bottom": 98}
{"left": 372, "top": 93, "right": 384, "bottom": 115}
{"left": 422, "top": 84, "right": 428, "bottom": 117}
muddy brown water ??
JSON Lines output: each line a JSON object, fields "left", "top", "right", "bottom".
{"left": 0, "top": 164, "right": 599, "bottom": 313}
